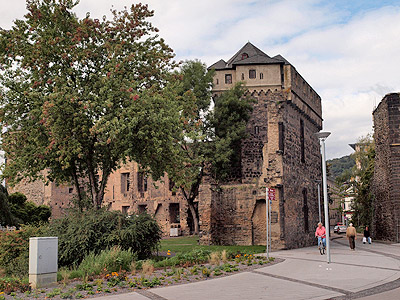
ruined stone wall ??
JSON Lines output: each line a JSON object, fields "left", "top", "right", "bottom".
{"left": 280, "top": 96, "right": 322, "bottom": 249}
{"left": 372, "top": 93, "right": 400, "bottom": 241}
{"left": 10, "top": 177, "right": 45, "bottom": 206}
{"left": 103, "top": 162, "right": 190, "bottom": 236}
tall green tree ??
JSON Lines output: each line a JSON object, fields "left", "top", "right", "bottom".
{"left": 0, "top": 185, "right": 16, "bottom": 226}
{"left": 0, "top": 0, "right": 179, "bottom": 209}
{"left": 334, "top": 135, "right": 375, "bottom": 228}
{"left": 351, "top": 137, "right": 375, "bottom": 228}
{"left": 166, "top": 60, "right": 253, "bottom": 234}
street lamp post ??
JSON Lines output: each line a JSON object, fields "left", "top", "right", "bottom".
{"left": 315, "top": 180, "right": 322, "bottom": 223}
{"left": 315, "top": 131, "right": 331, "bottom": 264}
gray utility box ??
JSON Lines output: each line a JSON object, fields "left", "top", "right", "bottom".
{"left": 29, "top": 237, "right": 58, "bottom": 288}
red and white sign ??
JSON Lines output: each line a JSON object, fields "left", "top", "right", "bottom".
{"left": 268, "top": 188, "right": 276, "bottom": 201}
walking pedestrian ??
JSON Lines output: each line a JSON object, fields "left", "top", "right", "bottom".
{"left": 363, "top": 226, "right": 372, "bottom": 244}
{"left": 346, "top": 223, "right": 357, "bottom": 250}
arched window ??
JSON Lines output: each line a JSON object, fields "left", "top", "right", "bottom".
{"left": 260, "top": 73, "right": 264, "bottom": 79}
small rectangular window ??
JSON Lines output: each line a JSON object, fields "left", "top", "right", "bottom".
{"left": 260, "top": 73, "right": 264, "bottom": 79}
{"left": 122, "top": 206, "right": 130, "bottom": 215}
{"left": 169, "top": 203, "right": 180, "bottom": 223}
{"left": 169, "top": 179, "right": 176, "bottom": 195}
{"left": 68, "top": 187, "right": 73, "bottom": 194}
{"left": 137, "top": 171, "right": 144, "bottom": 193}
{"left": 138, "top": 204, "right": 147, "bottom": 214}
{"left": 241, "top": 73, "right": 244, "bottom": 80}
{"left": 225, "top": 74, "right": 232, "bottom": 84}
{"left": 216, "top": 78, "right": 219, "bottom": 85}
{"left": 121, "top": 172, "right": 130, "bottom": 193}
{"left": 254, "top": 126, "right": 259, "bottom": 135}
{"left": 300, "top": 119, "right": 305, "bottom": 163}
{"left": 249, "top": 69, "right": 256, "bottom": 79}
{"left": 278, "top": 122, "right": 284, "bottom": 152}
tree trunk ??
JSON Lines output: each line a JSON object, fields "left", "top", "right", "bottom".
{"left": 188, "top": 199, "right": 199, "bottom": 235}
{"left": 71, "top": 162, "right": 83, "bottom": 212}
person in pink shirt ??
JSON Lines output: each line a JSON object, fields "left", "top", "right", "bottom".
{"left": 315, "top": 222, "right": 326, "bottom": 249}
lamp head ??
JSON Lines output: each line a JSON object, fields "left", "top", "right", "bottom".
{"left": 315, "top": 131, "right": 331, "bottom": 140}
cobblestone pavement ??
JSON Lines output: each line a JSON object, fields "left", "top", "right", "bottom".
{"left": 94, "top": 235, "right": 400, "bottom": 300}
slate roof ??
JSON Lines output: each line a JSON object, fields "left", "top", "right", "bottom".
{"left": 209, "top": 42, "right": 289, "bottom": 70}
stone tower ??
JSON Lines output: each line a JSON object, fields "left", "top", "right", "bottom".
{"left": 372, "top": 93, "right": 400, "bottom": 241}
{"left": 199, "top": 42, "right": 323, "bottom": 249}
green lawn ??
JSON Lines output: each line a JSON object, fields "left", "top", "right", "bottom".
{"left": 159, "top": 236, "right": 266, "bottom": 254}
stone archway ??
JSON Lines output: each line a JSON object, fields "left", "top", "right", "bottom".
{"left": 251, "top": 199, "right": 266, "bottom": 245}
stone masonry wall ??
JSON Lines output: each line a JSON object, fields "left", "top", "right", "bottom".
{"left": 282, "top": 100, "right": 322, "bottom": 249}
{"left": 372, "top": 93, "right": 400, "bottom": 241}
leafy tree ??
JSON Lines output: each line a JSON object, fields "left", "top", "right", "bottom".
{"left": 333, "top": 135, "right": 375, "bottom": 228}
{"left": 8, "top": 192, "right": 51, "bottom": 225}
{"left": 0, "top": 0, "right": 178, "bottom": 209}
{"left": 351, "top": 140, "right": 375, "bottom": 228}
{"left": 327, "top": 155, "right": 355, "bottom": 180}
{"left": 0, "top": 185, "right": 16, "bottom": 226}
{"left": 166, "top": 60, "right": 253, "bottom": 234}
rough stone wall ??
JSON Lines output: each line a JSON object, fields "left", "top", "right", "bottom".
{"left": 10, "top": 172, "right": 75, "bottom": 218}
{"left": 241, "top": 90, "right": 269, "bottom": 182}
{"left": 9, "top": 177, "right": 45, "bottom": 205}
{"left": 103, "top": 161, "right": 190, "bottom": 236}
{"left": 372, "top": 93, "right": 400, "bottom": 241}
{"left": 12, "top": 161, "right": 189, "bottom": 236}
{"left": 281, "top": 100, "right": 322, "bottom": 249}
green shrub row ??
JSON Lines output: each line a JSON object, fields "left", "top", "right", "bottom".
{"left": 45, "top": 210, "right": 161, "bottom": 267}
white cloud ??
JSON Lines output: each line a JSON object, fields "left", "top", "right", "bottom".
{"left": 1, "top": 0, "right": 399, "bottom": 159}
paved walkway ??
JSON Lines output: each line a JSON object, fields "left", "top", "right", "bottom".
{"left": 94, "top": 236, "right": 400, "bottom": 300}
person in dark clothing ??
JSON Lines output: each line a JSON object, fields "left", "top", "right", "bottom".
{"left": 363, "top": 226, "right": 372, "bottom": 244}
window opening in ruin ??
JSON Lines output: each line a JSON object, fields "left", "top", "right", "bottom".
{"left": 68, "top": 187, "right": 73, "bottom": 194}
{"left": 138, "top": 204, "right": 147, "bottom": 214}
{"left": 278, "top": 122, "right": 284, "bottom": 153}
{"left": 121, "top": 172, "right": 130, "bottom": 193}
{"left": 249, "top": 69, "right": 256, "bottom": 79}
{"left": 216, "top": 78, "right": 219, "bottom": 85}
{"left": 241, "top": 73, "right": 244, "bottom": 80}
{"left": 137, "top": 171, "right": 147, "bottom": 193}
{"left": 169, "top": 203, "right": 180, "bottom": 224}
{"left": 260, "top": 73, "right": 264, "bottom": 79}
{"left": 169, "top": 179, "right": 176, "bottom": 196}
{"left": 241, "top": 53, "right": 248, "bottom": 60}
{"left": 122, "top": 206, "right": 130, "bottom": 215}
{"left": 225, "top": 74, "right": 232, "bottom": 84}
{"left": 300, "top": 119, "right": 305, "bottom": 163}
{"left": 254, "top": 126, "right": 260, "bottom": 135}
{"left": 302, "top": 188, "right": 309, "bottom": 232}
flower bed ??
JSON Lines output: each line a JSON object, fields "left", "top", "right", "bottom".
{"left": 0, "top": 254, "right": 282, "bottom": 299}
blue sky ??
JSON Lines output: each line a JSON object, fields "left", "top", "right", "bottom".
{"left": 1, "top": 0, "right": 400, "bottom": 159}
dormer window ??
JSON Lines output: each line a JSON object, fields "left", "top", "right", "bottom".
{"left": 241, "top": 53, "right": 249, "bottom": 60}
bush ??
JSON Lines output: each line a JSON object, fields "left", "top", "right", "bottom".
{"left": 8, "top": 192, "right": 51, "bottom": 226}
{"left": 46, "top": 210, "right": 161, "bottom": 267}
{"left": 0, "top": 225, "right": 47, "bottom": 277}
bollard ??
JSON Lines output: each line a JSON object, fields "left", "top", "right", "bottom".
{"left": 29, "top": 237, "right": 58, "bottom": 289}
